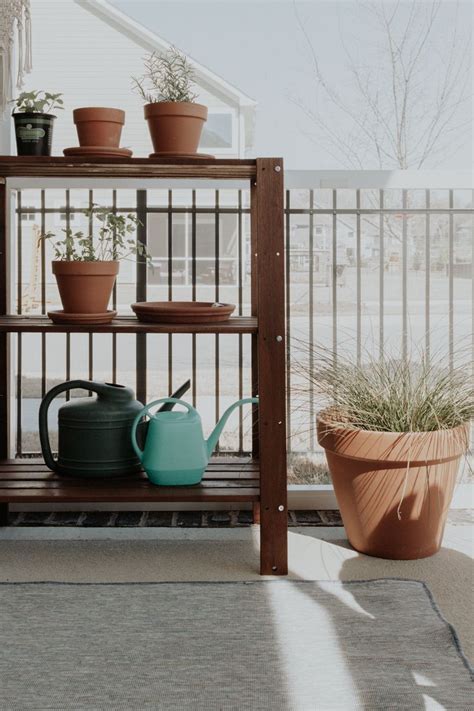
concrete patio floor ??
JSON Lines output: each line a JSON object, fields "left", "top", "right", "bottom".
{"left": 1, "top": 515, "right": 472, "bottom": 663}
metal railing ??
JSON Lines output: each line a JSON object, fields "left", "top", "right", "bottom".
{"left": 8, "top": 175, "right": 473, "bottom": 471}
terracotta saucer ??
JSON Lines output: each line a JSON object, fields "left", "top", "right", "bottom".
{"left": 131, "top": 302, "right": 235, "bottom": 324}
{"left": 48, "top": 310, "right": 117, "bottom": 325}
{"left": 148, "top": 152, "right": 215, "bottom": 160}
{"left": 63, "top": 146, "right": 133, "bottom": 157}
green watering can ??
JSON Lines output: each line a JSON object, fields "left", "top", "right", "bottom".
{"left": 131, "top": 397, "right": 258, "bottom": 486}
{"left": 39, "top": 379, "right": 190, "bottom": 478}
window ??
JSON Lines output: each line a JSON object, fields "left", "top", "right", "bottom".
{"left": 59, "top": 207, "right": 75, "bottom": 222}
{"left": 199, "top": 111, "right": 236, "bottom": 154}
{"left": 147, "top": 213, "right": 240, "bottom": 286}
{"left": 20, "top": 207, "right": 36, "bottom": 222}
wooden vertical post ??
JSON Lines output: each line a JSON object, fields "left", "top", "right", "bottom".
{"left": 250, "top": 179, "right": 259, "bottom": 458}
{"left": 0, "top": 179, "right": 9, "bottom": 462}
{"left": 253, "top": 158, "right": 287, "bottom": 575}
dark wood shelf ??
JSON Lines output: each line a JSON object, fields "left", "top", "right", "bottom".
{"left": 0, "top": 458, "right": 259, "bottom": 503}
{"left": 0, "top": 156, "right": 288, "bottom": 575}
{"left": 0, "top": 156, "right": 257, "bottom": 180}
{"left": 0, "top": 315, "right": 257, "bottom": 335}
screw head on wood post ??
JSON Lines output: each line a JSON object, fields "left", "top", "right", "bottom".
{"left": 278, "top": 505, "right": 285, "bottom": 512}
{"left": 275, "top": 335, "right": 283, "bottom": 342}
{"left": 274, "top": 166, "right": 281, "bottom": 172}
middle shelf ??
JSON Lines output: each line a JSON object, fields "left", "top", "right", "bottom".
{"left": 0, "top": 315, "right": 258, "bottom": 335}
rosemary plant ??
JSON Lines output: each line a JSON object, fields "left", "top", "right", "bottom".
{"left": 132, "top": 47, "right": 198, "bottom": 103}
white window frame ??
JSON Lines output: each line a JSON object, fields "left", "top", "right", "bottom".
{"left": 149, "top": 213, "right": 240, "bottom": 286}
{"left": 199, "top": 109, "right": 238, "bottom": 156}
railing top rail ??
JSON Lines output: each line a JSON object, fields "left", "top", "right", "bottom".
{"left": 284, "top": 170, "right": 474, "bottom": 190}
{"left": 3, "top": 163, "right": 472, "bottom": 190}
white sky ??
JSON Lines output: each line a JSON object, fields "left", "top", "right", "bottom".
{"left": 110, "top": 0, "right": 473, "bottom": 169}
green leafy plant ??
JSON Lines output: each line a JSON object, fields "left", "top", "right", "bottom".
{"left": 40, "top": 205, "right": 151, "bottom": 263}
{"left": 293, "top": 342, "right": 474, "bottom": 432}
{"left": 11, "top": 91, "right": 64, "bottom": 114}
{"left": 132, "top": 46, "right": 198, "bottom": 103}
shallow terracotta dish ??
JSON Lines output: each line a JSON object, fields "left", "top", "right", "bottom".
{"left": 63, "top": 146, "right": 132, "bottom": 157}
{"left": 48, "top": 310, "right": 117, "bottom": 325}
{"left": 131, "top": 302, "right": 235, "bottom": 323}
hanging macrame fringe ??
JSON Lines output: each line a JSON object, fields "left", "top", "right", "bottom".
{"left": 0, "top": 0, "right": 33, "bottom": 114}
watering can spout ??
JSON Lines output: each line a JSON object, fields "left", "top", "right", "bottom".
{"left": 206, "top": 397, "right": 258, "bottom": 458}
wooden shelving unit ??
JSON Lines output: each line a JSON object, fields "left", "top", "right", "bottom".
{"left": 0, "top": 156, "right": 288, "bottom": 575}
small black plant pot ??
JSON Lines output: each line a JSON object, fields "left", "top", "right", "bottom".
{"left": 13, "top": 112, "right": 56, "bottom": 156}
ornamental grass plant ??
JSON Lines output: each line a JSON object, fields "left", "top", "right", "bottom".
{"left": 293, "top": 340, "right": 474, "bottom": 433}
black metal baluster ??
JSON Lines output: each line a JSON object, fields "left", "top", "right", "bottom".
{"left": 238, "top": 189, "right": 243, "bottom": 453}
{"left": 191, "top": 189, "right": 197, "bottom": 407}
{"left": 309, "top": 189, "right": 315, "bottom": 451}
{"left": 112, "top": 189, "right": 117, "bottom": 383}
{"left": 166, "top": 190, "right": 172, "bottom": 394}
{"left": 214, "top": 190, "right": 220, "bottom": 451}
{"left": 41, "top": 190, "right": 46, "bottom": 398}
{"left": 136, "top": 190, "right": 147, "bottom": 404}
{"left": 16, "top": 192, "right": 22, "bottom": 455}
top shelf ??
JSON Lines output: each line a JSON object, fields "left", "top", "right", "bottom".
{"left": 0, "top": 156, "right": 258, "bottom": 180}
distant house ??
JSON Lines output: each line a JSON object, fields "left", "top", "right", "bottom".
{"left": 11, "top": 0, "right": 256, "bottom": 157}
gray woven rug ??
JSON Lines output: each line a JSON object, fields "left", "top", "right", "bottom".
{"left": 0, "top": 579, "right": 471, "bottom": 710}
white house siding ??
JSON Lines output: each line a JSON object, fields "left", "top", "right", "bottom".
{"left": 18, "top": 0, "right": 247, "bottom": 157}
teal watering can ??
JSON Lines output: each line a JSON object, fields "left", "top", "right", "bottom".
{"left": 131, "top": 397, "right": 258, "bottom": 486}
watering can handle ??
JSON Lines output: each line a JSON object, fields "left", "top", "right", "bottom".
{"left": 131, "top": 398, "right": 196, "bottom": 461}
{"left": 38, "top": 380, "right": 105, "bottom": 472}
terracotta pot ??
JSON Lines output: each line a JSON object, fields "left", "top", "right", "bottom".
{"left": 73, "top": 107, "right": 125, "bottom": 148}
{"left": 317, "top": 412, "right": 470, "bottom": 559}
{"left": 144, "top": 102, "right": 207, "bottom": 155}
{"left": 52, "top": 261, "right": 119, "bottom": 314}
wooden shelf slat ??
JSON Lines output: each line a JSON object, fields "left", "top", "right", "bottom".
{"left": 0, "top": 156, "right": 257, "bottom": 180}
{"left": 0, "top": 470, "right": 258, "bottom": 481}
{"left": 0, "top": 315, "right": 257, "bottom": 334}
{"left": 0, "top": 459, "right": 259, "bottom": 472}
{"left": 0, "top": 459, "right": 260, "bottom": 503}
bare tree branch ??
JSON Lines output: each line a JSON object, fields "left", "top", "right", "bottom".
{"left": 291, "top": 0, "right": 471, "bottom": 169}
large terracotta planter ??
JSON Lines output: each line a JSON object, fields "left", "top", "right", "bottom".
{"left": 144, "top": 102, "right": 207, "bottom": 155}
{"left": 317, "top": 413, "right": 470, "bottom": 559}
{"left": 52, "top": 261, "right": 119, "bottom": 314}
{"left": 73, "top": 107, "right": 125, "bottom": 148}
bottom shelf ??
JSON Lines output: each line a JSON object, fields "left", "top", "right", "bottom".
{"left": 0, "top": 458, "right": 260, "bottom": 503}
